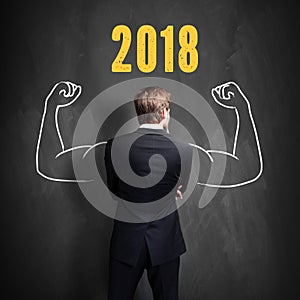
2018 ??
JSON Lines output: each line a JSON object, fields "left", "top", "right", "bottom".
{"left": 111, "top": 25, "right": 199, "bottom": 73}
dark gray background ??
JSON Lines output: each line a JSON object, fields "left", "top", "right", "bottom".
{"left": 3, "top": 0, "right": 298, "bottom": 299}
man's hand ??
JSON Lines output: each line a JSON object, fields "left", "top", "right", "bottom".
{"left": 46, "top": 81, "right": 82, "bottom": 107}
{"left": 211, "top": 81, "right": 250, "bottom": 110}
{"left": 175, "top": 185, "right": 183, "bottom": 200}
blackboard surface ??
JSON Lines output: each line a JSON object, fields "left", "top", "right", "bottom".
{"left": 3, "top": 0, "right": 298, "bottom": 299}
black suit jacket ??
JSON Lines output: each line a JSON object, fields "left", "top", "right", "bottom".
{"left": 104, "top": 127, "right": 193, "bottom": 267}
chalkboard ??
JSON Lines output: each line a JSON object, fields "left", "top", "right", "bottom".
{"left": 3, "top": 0, "right": 298, "bottom": 299}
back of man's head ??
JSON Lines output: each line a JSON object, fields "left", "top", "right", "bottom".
{"left": 134, "top": 87, "right": 171, "bottom": 124}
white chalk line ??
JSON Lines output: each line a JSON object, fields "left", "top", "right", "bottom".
{"left": 196, "top": 81, "right": 263, "bottom": 188}
{"left": 36, "top": 81, "right": 94, "bottom": 182}
{"left": 83, "top": 141, "right": 108, "bottom": 158}
{"left": 188, "top": 143, "right": 214, "bottom": 162}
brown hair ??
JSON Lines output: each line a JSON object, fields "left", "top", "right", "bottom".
{"left": 133, "top": 86, "right": 171, "bottom": 124}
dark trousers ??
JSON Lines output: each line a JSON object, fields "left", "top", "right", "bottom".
{"left": 108, "top": 238, "right": 180, "bottom": 300}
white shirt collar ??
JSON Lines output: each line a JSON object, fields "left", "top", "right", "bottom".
{"left": 139, "top": 123, "right": 164, "bottom": 130}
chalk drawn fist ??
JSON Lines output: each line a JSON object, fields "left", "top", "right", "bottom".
{"left": 47, "top": 81, "right": 82, "bottom": 107}
{"left": 211, "top": 81, "right": 250, "bottom": 110}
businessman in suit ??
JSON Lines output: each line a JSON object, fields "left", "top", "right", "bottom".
{"left": 104, "top": 87, "right": 193, "bottom": 300}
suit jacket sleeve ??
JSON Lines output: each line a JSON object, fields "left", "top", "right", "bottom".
{"left": 104, "top": 139, "right": 117, "bottom": 193}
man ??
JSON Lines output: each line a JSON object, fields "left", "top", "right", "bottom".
{"left": 104, "top": 87, "right": 193, "bottom": 300}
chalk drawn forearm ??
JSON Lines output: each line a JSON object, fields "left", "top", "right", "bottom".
{"left": 35, "top": 81, "right": 94, "bottom": 182}
{"left": 193, "top": 81, "right": 263, "bottom": 188}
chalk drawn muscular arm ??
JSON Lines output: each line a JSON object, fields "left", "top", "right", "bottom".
{"left": 190, "top": 81, "right": 263, "bottom": 188}
{"left": 35, "top": 81, "right": 98, "bottom": 182}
